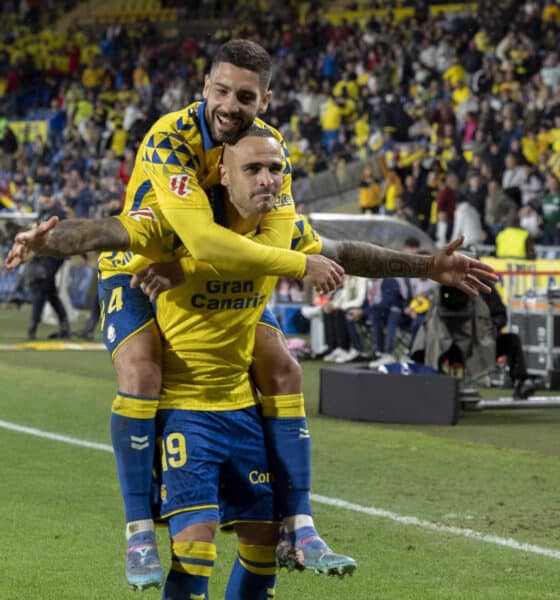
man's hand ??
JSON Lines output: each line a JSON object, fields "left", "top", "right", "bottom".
{"left": 346, "top": 307, "right": 363, "bottom": 321}
{"left": 5, "top": 216, "right": 59, "bottom": 270}
{"left": 304, "top": 255, "right": 344, "bottom": 294}
{"left": 130, "top": 261, "right": 185, "bottom": 301}
{"left": 427, "top": 237, "right": 498, "bottom": 296}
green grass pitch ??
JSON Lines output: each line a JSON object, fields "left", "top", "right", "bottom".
{"left": 1, "top": 305, "right": 560, "bottom": 599}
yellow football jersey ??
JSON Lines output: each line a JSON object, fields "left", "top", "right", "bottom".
{"left": 157, "top": 215, "right": 321, "bottom": 411}
{"left": 157, "top": 266, "right": 275, "bottom": 411}
{"left": 156, "top": 213, "right": 322, "bottom": 411}
{"left": 286, "top": 213, "right": 323, "bottom": 255}
{"left": 99, "top": 101, "right": 306, "bottom": 280}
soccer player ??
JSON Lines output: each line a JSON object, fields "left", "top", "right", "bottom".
{"left": 152, "top": 125, "right": 301, "bottom": 599}
{"left": 92, "top": 38, "right": 348, "bottom": 589}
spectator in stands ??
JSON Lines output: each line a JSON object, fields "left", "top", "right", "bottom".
{"left": 408, "top": 161, "right": 434, "bottom": 232}
{"left": 368, "top": 274, "right": 412, "bottom": 357}
{"left": 72, "top": 178, "right": 95, "bottom": 219}
{"left": 118, "top": 148, "right": 135, "bottom": 186}
{"left": 434, "top": 172, "right": 459, "bottom": 248}
{"left": 495, "top": 213, "right": 535, "bottom": 259}
{"left": 451, "top": 191, "right": 486, "bottom": 248}
{"left": 484, "top": 179, "right": 518, "bottom": 241}
{"left": 519, "top": 201, "right": 543, "bottom": 242}
{"left": 379, "top": 157, "right": 403, "bottom": 216}
{"left": 357, "top": 164, "right": 382, "bottom": 214}
{"left": 321, "top": 275, "right": 367, "bottom": 363}
{"left": 502, "top": 153, "right": 526, "bottom": 205}
{"left": 464, "top": 172, "right": 487, "bottom": 217}
{"left": 520, "top": 163, "right": 544, "bottom": 207}
{"left": 99, "top": 148, "right": 120, "bottom": 181}
{"left": 0, "top": 119, "right": 18, "bottom": 171}
{"left": 541, "top": 173, "right": 560, "bottom": 245}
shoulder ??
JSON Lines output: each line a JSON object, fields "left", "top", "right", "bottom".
{"left": 140, "top": 104, "right": 202, "bottom": 167}
{"left": 254, "top": 116, "right": 285, "bottom": 144}
{"left": 147, "top": 103, "right": 199, "bottom": 136}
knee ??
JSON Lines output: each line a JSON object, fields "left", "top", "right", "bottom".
{"left": 114, "top": 329, "right": 162, "bottom": 397}
{"left": 235, "top": 523, "right": 279, "bottom": 547}
{"left": 173, "top": 521, "right": 217, "bottom": 544}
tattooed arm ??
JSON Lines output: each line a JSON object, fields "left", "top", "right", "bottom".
{"left": 320, "top": 237, "right": 431, "bottom": 278}
{"left": 5, "top": 216, "right": 129, "bottom": 268}
{"left": 320, "top": 235, "right": 498, "bottom": 296}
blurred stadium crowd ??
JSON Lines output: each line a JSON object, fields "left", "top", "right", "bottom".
{"left": 0, "top": 0, "right": 559, "bottom": 252}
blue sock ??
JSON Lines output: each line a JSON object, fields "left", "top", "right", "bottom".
{"left": 111, "top": 392, "right": 159, "bottom": 522}
{"left": 289, "top": 525, "right": 329, "bottom": 549}
{"left": 261, "top": 394, "right": 312, "bottom": 517}
{"left": 162, "top": 540, "right": 215, "bottom": 600}
{"left": 225, "top": 544, "right": 276, "bottom": 600}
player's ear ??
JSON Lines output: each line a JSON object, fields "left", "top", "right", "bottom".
{"left": 202, "top": 74, "right": 211, "bottom": 99}
{"left": 219, "top": 163, "right": 228, "bottom": 186}
{"left": 258, "top": 90, "right": 272, "bottom": 114}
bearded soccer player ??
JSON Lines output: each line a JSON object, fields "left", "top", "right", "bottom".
{"left": 152, "top": 126, "right": 308, "bottom": 599}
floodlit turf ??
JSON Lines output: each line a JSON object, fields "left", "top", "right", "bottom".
{"left": 2, "top": 305, "right": 560, "bottom": 599}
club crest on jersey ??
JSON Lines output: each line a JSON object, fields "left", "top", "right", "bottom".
{"left": 128, "top": 207, "right": 156, "bottom": 221}
{"left": 169, "top": 174, "right": 191, "bottom": 198}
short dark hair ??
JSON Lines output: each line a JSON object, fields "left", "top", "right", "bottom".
{"left": 232, "top": 124, "right": 276, "bottom": 144}
{"left": 212, "top": 39, "right": 272, "bottom": 92}
{"left": 222, "top": 125, "right": 277, "bottom": 155}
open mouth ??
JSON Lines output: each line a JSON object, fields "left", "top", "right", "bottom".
{"left": 216, "top": 113, "right": 240, "bottom": 132}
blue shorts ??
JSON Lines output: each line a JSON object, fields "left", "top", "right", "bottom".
{"left": 98, "top": 274, "right": 155, "bottom": 357}
{"left": 156, "top": 406, "right": 276, "bottom": 530}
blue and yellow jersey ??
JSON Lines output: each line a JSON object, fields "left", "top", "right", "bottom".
{"left": 99, "top": 100, "right": 307, "bottom": 281}
{"left": 157, "top": 213, "right": 321, "bottom": 411}
{"left": 289, "top": 213, "right": 322, "bottom": 255}
{"left": 123, "top": 206, "right": 313, "bottom": 411}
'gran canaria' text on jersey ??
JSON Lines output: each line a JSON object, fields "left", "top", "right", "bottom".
{"left": 190, "top": 279, "right": 267, "bottom": 310}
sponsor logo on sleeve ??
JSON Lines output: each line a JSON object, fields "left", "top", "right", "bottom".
{"left": 273, "top": 193, "right": 293, "bottom": 209}
{"left": 169, "top": 174, "right": 192, "bottom": 198}
{"left": 127, "top": 207, "right": 156, "bottom": 221}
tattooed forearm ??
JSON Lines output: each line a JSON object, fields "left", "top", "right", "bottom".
{"left": 43, "top": 218, "right": 129, "bottom": 257}
{"left": 321, "top": 237, "right": 432, "bottom": 278}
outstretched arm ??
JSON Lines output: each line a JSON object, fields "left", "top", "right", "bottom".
{"left": 321, "top": 236, "right": 498, "bottom": 296}
{"left": 5, "top": 216, "right": 129, "bottom": 269}
{"left": 320, "top": 237, "right": 432, "bottom": 278}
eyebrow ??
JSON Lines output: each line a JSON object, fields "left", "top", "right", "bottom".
{"left": 242, "top": 159, "right": 283, "bottom": 169}
{"left": 213, "top": 81, "right": 258, "bottom": 98}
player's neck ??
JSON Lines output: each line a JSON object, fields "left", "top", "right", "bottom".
{"left": 225, "top": 200, "right": 261, "bottom": 234}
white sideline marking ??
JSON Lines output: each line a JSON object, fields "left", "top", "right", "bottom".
{"left": 2, "top": 418, "right": 560, "bottom": 561}
{"left": 0, "top": 420, "right": 113, "bottom": 453}
{"left": 310, "top": 494, "right": 560, "bottom": 561}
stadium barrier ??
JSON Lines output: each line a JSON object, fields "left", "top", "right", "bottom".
{"left": 319, "top": 364, "right": 460, "bottom": 425}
